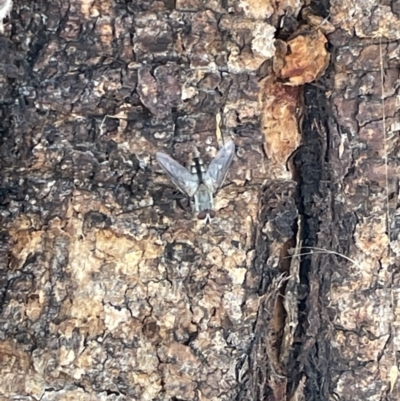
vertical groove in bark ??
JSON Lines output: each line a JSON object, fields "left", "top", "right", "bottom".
{"left": 294, "top": 81, "right": 333, "bottom": 400}
{"left": 301, "top": 0, "right": 400, "bottom": 400}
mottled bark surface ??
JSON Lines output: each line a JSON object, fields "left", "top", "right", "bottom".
{"left": 0, "top": 0, "right": 398, "bottom": 400}
{"left": 314, "top": 1, "right": 400, "bottom": 400}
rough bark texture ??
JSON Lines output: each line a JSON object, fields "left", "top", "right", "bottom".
{"left": 0, "top": 0, "right": 398, "bottom": 400}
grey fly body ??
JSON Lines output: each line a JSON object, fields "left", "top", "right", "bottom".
{"left": 156, "top": 140, "right": 235, "bottom": 223}
{"left": 0, "top": 0, "right": 12, "bottom": 33}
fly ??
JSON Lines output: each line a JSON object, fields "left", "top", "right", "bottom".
{"left": 0, "top": 0, "right": 12, "bottom": 34}
{"left": 156, "top": 140, "right": 235, "bottom": 223}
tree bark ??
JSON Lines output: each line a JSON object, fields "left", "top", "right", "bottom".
{"left": 0, "top": 0, "right": 398, "bottom": 400}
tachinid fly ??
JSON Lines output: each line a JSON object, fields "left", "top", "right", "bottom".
{"left": 156, "top": 140, "right": 235, "bottom": 223}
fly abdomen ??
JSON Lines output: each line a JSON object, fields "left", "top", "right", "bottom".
{"left": 191, "top": 157, "right": 206, "bottom": 182}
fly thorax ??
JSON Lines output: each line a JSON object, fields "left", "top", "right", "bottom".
{"left": 193, "top": 183, "right": 214, "bottom": 212}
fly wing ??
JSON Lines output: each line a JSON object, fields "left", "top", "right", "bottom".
{"left": 156, "top": 152, "right": 199, "bottom": 197}
{"left": 203, "top": 140, "right": 235, "bottom": 193}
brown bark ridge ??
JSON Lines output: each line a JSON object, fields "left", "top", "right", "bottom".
{"left": 0, "top": 0, "right": 396, "bottom": 400}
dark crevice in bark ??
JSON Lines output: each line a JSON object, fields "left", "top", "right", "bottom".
{"left": 282, "top": 5, "right": 334, "bottom": 401}
{"left": 291, "top": 81, "right": 331, "bottom": 400}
